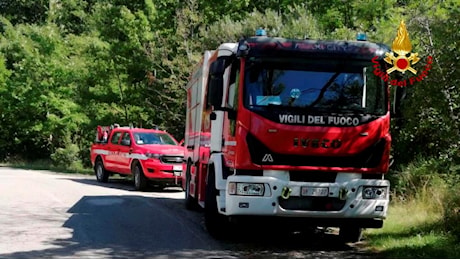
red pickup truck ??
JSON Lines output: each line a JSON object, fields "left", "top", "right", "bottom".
{"left": 90, "top": 125, "right": 185, "bottom": 191}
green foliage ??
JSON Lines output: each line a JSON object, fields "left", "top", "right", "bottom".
{"left": 443, "top": 184, "right": 460, "bottom": 241}
{"left": 200, "top": 5, "right": 323, "bottom": 50}
{"left": 385, "top": 155, "right": 460, "bottom": 251}
{"left": 0, "top": 1, "right": 458, "bottom": 188}
{"left": 0, "top": 20, "right": 89, "bottom": 159}
{"left": 389, "top": 157, "right": 448, "bottom": 201}
{"left": 50, "top": 0, "right": 90, "bottom": 34}
{"left": 281, "top": 5, "right": 322, "bottom": 39}
{"left": 50, "top": 143, "right": 80, "bottom": 168}
{"left": 0, "top": 0, "right": 48, "bottom": 25}
{"left": 367, "top": 168, "right": 460, "bottom": 258}
{"left": 390, "top": 0, "right": 460, "bottom": 166}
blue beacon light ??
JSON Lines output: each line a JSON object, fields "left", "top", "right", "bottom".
{"left": 255, "top": 28, "right": 267, "bottom": 36}
{"left": 356, "top": 33, "right": 367, "bottom": 41}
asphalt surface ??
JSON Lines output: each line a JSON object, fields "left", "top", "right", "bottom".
{"left": 0, "top": 167, "right": 378, "bottom": 258}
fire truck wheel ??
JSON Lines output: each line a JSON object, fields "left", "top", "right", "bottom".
{"left": 133, "top": 163, "right": 148, "bottom": 191}
{"left": 95, "top": 159, "right": 109, "bottom": 183}
{"left": 338, "top": 226, "right": 363, "bottom": 243}
{"left": 204, "top": 169, "right": 228, "bottom": 239}
{"left": 185, "top": 161, "right": 198, "bottom": 210}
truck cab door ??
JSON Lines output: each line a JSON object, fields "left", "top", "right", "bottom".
{"left": 118, "top": 132, "right": 133, "bottom": 174}
{"left": 105, "top": 131, "right": 122, "bottom": 172}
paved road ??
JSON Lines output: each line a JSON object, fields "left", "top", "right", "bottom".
{"left": 0, "top": 167, "right": 377, "bottom": 258}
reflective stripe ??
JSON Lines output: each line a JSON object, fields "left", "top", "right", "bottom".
{"left": 93, "top": 149, "right": 147, "bottom": 160}
{"left": 128, "top": 153, "right": 148, "bottom": 160}
{"left": 93, "top": 150, "right": 183, "bottom": 162}
{"left": 224, "top": 141, "right": 237, "bottom": 146}
{"left": 117, "top": 152, "right": 148, "bottom": 160}
{"left": 93, "top": 149, "right": 110, "bottom": 155}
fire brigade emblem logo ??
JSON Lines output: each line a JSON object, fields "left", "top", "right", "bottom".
{"left": 384, "top": 20, "right": 420, "bottom": 74}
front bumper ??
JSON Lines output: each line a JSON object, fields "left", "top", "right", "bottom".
{"left": 222, "top": 175, "right": 389, "bottom": 222}
{"left": 141, "top": 160, "right": 182, "bottom": 183}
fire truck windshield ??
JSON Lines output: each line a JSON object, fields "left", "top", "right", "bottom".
{"left": 244, "top": 58, "right": 387, "bottom": 115}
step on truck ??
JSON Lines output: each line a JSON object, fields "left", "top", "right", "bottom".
{"left": 182, "top": 30, "right": 396, "bottom": 242}
{"left": 91, "top": 124, "right": 185, "bottom": 191}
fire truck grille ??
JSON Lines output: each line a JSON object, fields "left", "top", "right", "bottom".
{"left": 246, "top": 133, "right": 386, "bottom": 168}
{"left": 160, "top": 156, "right": 183, "bottom": 164}
{"left": 279, "top": 196, "right": 346, "bottom": 211}
{"left": 290, "top": 171, "right": 337, "bottom": 183}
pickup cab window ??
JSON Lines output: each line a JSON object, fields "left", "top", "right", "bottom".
{"left": 120, "top": 132, "right": 131, "bottom": 146}
{"left": 111, "top": 132, "right": 122, "bottom": 144}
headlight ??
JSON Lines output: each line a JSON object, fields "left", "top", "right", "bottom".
{"left": 228, "top": 182, "right": 264, "bottom": 196}
{"left": 145, "top": 153, "right": 161, "bottom": 159}
{"left": 362, "top": 186, "right": 388, "bottom": 200}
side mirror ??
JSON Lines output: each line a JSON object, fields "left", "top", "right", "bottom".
{"left": 207, "top": 57, "right": 233, "bottom": 109}
{"left": 208, "top": 75, "right": 224, "bottom": 108}
{"left": 210, "top": 57, "right": 227, "bottom": 75}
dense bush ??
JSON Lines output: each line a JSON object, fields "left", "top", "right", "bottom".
{"left": 50, "top": 144, "right": 80, "bottom": 168}
{"left": 443, "top": 185, "right": 460, "bottom": 241}
{"left": 389, "top": 155, "right": 460, "bottom": 240}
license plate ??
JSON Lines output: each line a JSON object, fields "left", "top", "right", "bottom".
{"left": 301, "top": 187, "right": 329, "bottom": 197}
{"left": 173, "top": 171, "right": 181, "bottom": 176}
{"left": 173, "top": 165, "right": 182, "bottom": 171}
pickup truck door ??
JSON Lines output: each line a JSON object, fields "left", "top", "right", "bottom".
{"left": 118, "top": 132, "right": 133, "bottom": 175}
{"left": 105, "top": 131, "right": 122, "bottom": 172}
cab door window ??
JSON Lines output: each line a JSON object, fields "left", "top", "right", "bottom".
{"left": 120, "top": 132, "right": 132, "bottom": 146}
{"left": 227, "top": 61, "right": 240, "bottom": 110}
{"left": 111, "top": 132, "right": 122, "bottom": 144}
{"left": 227, "top": 60, "right": 240, "bottom": 136}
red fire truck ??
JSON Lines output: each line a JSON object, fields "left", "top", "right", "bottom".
{"left": 90, "top": 125, "right": 184, "bottom": 191}
{"left": 182, "top": 30, "right": 393, "bottom": 242}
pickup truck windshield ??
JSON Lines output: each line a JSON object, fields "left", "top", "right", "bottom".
{"left": 244, "top": 58, "right": 386, "bottom": 115}
{"left": 133, "top": 132, "right": 177, "bottom": 145}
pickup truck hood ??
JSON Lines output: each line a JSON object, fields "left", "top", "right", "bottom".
{"left": 139, "top": 144, "right": 184, "bottom": 155}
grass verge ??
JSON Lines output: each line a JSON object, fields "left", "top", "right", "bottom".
{"left": 365, "top": 198, "right": 460, "bottom": 258}
{"left": 1, "top": 159, "right": 93, "bottom": 175}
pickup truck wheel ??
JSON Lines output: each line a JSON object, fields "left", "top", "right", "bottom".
{"left": 204, "top": 168, "right": 229, "bottom": 239}
{"left": 185, "top": 161, "right": 198, "bottom": 210}
{"left": 339, "top": 226, "right": 363, "bottom": 243}
{"left": 95, "top": 159, "right": 109, "bottom": 183}
{"left": 133, "top": 163, "right": 148, "bottom": 191}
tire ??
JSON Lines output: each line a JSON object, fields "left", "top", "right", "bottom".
{"left": 185, "top": 161, "right": 198, "bottom": 210}
{"left": 133, "top": 163, "right": 148, "bottom": 191}
{"left": 95, "top": 159, "right": 109, "bottom": 183}
{"left": 204, "top": 167, "right": 229, "bottom": 239}
{"left": 339, "top": 226, "right": 363, "bottom": 243}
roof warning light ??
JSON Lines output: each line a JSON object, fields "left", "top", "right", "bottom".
{"left": 255, "top": 28, "right": 267, "bottom": 37}
{"left": 356, "top": 33, "right": 367, "bottom": 41}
